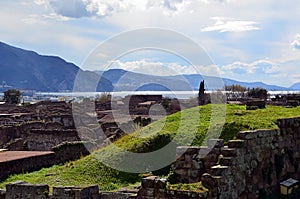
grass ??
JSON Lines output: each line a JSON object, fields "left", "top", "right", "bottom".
{"left": 167, "top": 181, "right": 209, "bottom": 193}
{"left": 1, "top": 104, "right": 300, "bottom": 190}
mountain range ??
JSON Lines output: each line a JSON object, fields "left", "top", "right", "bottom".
{"left": 0, "top": 42, "right": 113, "bottom": 92}
{"left": 0, "top": 41, "right": 298, "bottom": 92}
{"left": 99, "top": 69, "right": 288, "bottom": 91}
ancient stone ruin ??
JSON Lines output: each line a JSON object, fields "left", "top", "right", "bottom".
{"left": 139, "top": 117, "right": 300, "bottom": 198}
{"left": 0, "top": 117, "right": 299, "bottom": 198}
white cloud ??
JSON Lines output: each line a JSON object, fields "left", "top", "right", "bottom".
{"left": 221, "top": 60, "right": 279, "bottom": 75}
{"left": 22, "top": 14, "right": 45, "bottom": 25}
{"left": 22, "top": 13, "right": 70, "bottom": 24}
{"left": 3, "top": 0, "right": 300, "bottom": 87}
{"left": 201, "top": 17, "right": 260, "bottom": 33}
{"left": 43, "top": 13, "right": 70, "bottom": 21}
{"left": 105, "top": 59, "right": 223, "bottom": 77}
{"left": 109, "top": 60, "right": 199, "bottom": 76}
{"left": 34, "top": 0, "right": 194, "bottom": 18}
{"left": 291, "top": 34, "right": 300, "bottom": 50}
{"left": 34, "top": 0, "right": 47, "bottom": 5}
{"left": 49, "top": 0, "right": 90, "bottom": 18}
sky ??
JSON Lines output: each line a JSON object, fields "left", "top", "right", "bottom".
{"left": 1, "top": 0, "right": 300, "bottom": 87}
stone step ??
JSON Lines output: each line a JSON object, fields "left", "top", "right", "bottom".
{"left": 207, "top": 139, "right": 224, "bottom": 148}
{"left": 219, "top": 157, "right": 233, "bottom": 166}
{"left": 221, "top": 147, "right": 237, "bottom": 157}
{"left": 210, "top": 165, "right": 229, "bottom": 176}
{"left": 128, "top": 193, "right": 138, "bottom": 198}
{"left": 211, "top": 175, "right": 222, "bottom": 182}
{"left": 228, "top": 140, "right": 245, "bottom": 148}
{"left": 0, "top": 149, "right": 8, "bottom": 153}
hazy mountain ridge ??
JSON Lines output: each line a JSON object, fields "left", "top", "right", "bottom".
{"left": 0, "top": 42, "right": 113, "bottom": 92}
{"left": 99, "top": 69, "right": 290, "bottom": 91}
{"left": 289, "top": 83, "right": 300, "bottom": 90}
{"left": 0, "top": 41, "right": 297, "bottom": 92}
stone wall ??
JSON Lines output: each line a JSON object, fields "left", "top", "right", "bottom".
{"left": 0, "top": 179, "right": 208, "bottom": 199}
{"left": 172, "top": 139, "right": 224, "bottom": 183}
{"left": 4, "top": 181, "right": 100, "bottom": 199}
{"left": 138, "top": 176, "right": 208, "bottom": 199}
{"left": 1, "top": 181, "right": 136, "bottom": 199}
{"left": 52, "top": 141, "right": 95, "bottom": 163}
{"left": 50, "top": 114, "right": 74, "bottom": 128}
{"left": 0, "top": 142, "right": 94, "bottom": 180}
{"left": 171, "top": 117, "right": 300, "bottom": 198}
{"left": 0, "top": 121, "right": 65, "bottom": 148}
{"left": 1, "top": 117, "right": 299, "bottom": 199}
{"left": 0, "top": 152, "right": 55, "bottom": 180}
{"left": 27, "top": 129, "right": 81, "bottom": 151}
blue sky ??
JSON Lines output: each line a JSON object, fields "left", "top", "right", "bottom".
{"left": 1, "top": 0, "right": 300, "bottom": 87}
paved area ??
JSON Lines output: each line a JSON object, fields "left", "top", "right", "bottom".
{"left": 0, "top": 151, "right": 54, "bottom": 163}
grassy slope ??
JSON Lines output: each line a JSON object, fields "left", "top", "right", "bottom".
{"left": 1, "top": 104, "right": 300, "bottom": 189}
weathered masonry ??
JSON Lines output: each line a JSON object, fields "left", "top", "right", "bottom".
{"left": 138, "top": 117, "right": 300, "bottom": 198}
{"left": 0, "top": 117, "right": 299, "bottom": 199}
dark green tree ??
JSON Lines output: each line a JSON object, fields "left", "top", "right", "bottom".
{"left": 198, "top": 80, "right": 205, "bottom": 105}
{"left": 248, "top": 87, "right": 268, "bottom": 100}
{"left": 225, "top": 84, "right": 246, "bottom": 92}
{"left": 3, "top": 89, "right": 21, "bottom": 104}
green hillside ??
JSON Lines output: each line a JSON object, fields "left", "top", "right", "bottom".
{"left": 1, "top": 104, "right": 300, "bottom": 190}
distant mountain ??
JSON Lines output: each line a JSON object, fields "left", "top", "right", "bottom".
{"left": 100, "top": 69, "right": 193, "bottom": 91}
{"left": 0, "top": 42, "right": 113, "bottom": 92}
{"left": 98, "top": 69, "right": 288, "bottom": 91}
{"left": 182, "top": 75, "right": 287, "bottom": 91}
{"left": 0, "top": 41, "right": 292, "bottom": 92}
{"left": 289, "top": 83, "right": 300, "bottom": 91}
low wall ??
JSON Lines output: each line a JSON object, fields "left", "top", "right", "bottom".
{"left": 0, "top": 151, "right": 55, "bottom": 180}
{"left": 27, "top": 129, "right": 81, "bottom": 151}
{"left": 1, "top": 117, "right": 300, "bottom": 199}
{"left": 52, "top": 141, "right": 95, "bottom": 163}
{"left": 171, "top": 117, "right": 300, "bottom": 198}
{"left": 138, "top": 176, "right": 208, "bottom": 199}
{"left": 4, "top": 181, "right": 100, "bottom": 199}
{"left": 0, "top": 142, "right": 94, "bottom": 180}
{"left": 0, "top": 121, "right": 65, "bottom": 148}
{"left": 1, "top": 181, "right": 136, "bottom": 199}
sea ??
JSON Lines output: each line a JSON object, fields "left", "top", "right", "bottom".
{"left": 30, "top": 90, "right": 300, "bottom": 102}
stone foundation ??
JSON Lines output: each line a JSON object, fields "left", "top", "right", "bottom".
{"left": 1, "top": 181, "right": 134, "bottom": 199}
{"left": 1, "top": 117, "right": 300, "bottom": 199}
{"left": 138, "top": 117, "right": 300, "bottom": 198}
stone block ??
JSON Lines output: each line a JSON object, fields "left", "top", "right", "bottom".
{"left": 188, "top": 169, "right": 201, "bottom": 178}
{"left": 237, "top": 131, "right": 258, "bottom": 140}
{"left": 207, "top": 139, "right": 224, "bottom": 148}
{"left": 197, "top": 146, "right": 211, "bottom": 158}
{"left": 174, "top": 160, "right": 191, "bottom": 169}
{"left": 191, "top": 160, "right": 203, "bottom": 169}
{"left": 201, "top": 173, "right": 220, "bottom": 190}
{"left": 221, "top": 147, "right": 237, "bottom": 157}
{"left": 80, "top": 185, "right": 100, "bottom": 199}
{"left": 141, "top": 176, "right": 157, "bottom": 189}
{"left": 228, "top": 140, "right": 245, "bottom": 148}
{"left": 174, "top": 169, "right": 188, "bottom": 177}
{"left": 210, "top": 165, "right": 228, "bottom": 176}
{"left": 236, "top": 131, "right": 250, "bottom": 140}
{"left": 176, "top": 146, "right": 201, "bottom": 156}
{"left": 52, "top": 187, "right": 81, "bottom": 198}
{"left": 99, "top": 192, "right": 130, "bottom": 199}
{"left": 154, "top": 179, "right": 166, "bottom": 189}
{"left": 219, "top": 157, "right": 233, "bottom": 166}
{"left": 154, "top": 188, "right": 167, "bottom": 198}
{"left": 145, "top": 188, "right": 155, "bottom": 197}
{"left": 184, "top": 154, "right": 192, "bottom": 162}
{"left": 0, "top": 189, "right": 5, "bottom": 199}
{"left": 6, "top": 181, "right": 49, "bottom": 199}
